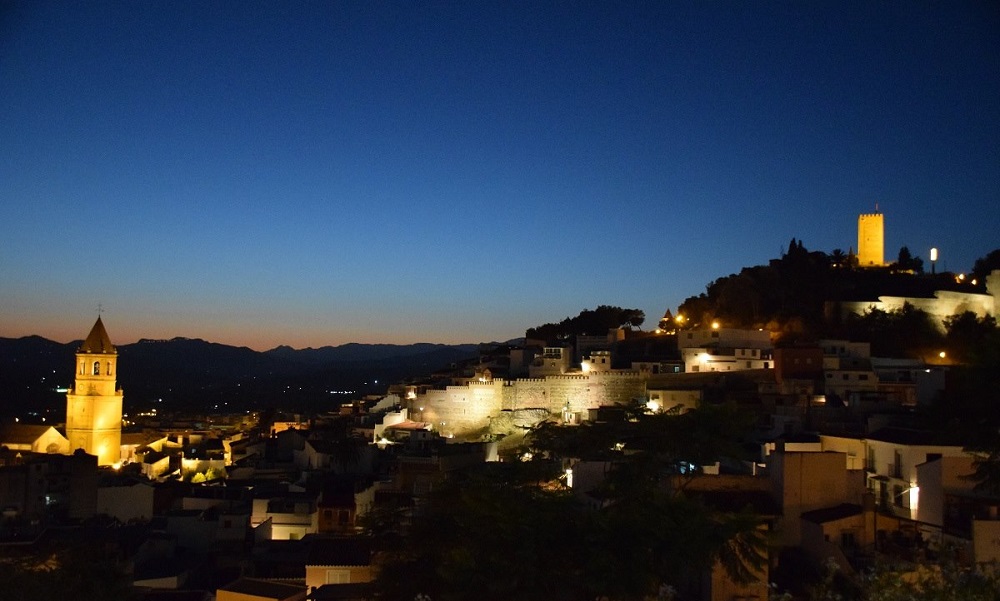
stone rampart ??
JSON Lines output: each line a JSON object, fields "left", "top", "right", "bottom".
{"left": 408, "top": 372, "right": 649, "bottom": 438}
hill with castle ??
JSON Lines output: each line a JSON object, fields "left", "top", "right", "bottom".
{"left": 0, "top": 217, "right": 998, "bottom": 600}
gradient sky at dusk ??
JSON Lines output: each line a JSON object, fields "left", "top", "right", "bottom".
{"left": 2, "top": 2, "right": 998, "bottom": 350}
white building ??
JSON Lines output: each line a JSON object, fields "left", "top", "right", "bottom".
{"left": 677, "top": 327, "right": 772, "bottom": 350}
{"left": 861, "top": 428, "right": 969, "bottom": 520}
{"left": 682, "top": 346, "right": 771, "bottom": 373}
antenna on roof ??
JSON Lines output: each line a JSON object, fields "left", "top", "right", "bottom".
{"left": 875, "top": 201, "right": 879, "bottom": 213}
{"left": 97, "top": 303, "right": 104, "bottom": 315}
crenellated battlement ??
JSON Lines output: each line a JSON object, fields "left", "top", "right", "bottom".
{"left": 589, "top": 370, "right": 643, "bottom": 378}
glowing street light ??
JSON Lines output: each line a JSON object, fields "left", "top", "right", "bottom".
{"left": 930, "top": 247, "right": 938, "bottom": 274}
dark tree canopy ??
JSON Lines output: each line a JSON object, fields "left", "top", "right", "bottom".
{"left": 525, "top": 305, "right": 645, "bottom": 342}
{"left": 836, "top": 303, "right": 943, "bottom": 358}
{"left": 971, "top": 248, "right": 1000, "bottom": 283}
{"left": 894, "top": 246, "right": 924, "bottom": 273}
{"left": 677, "top": 239, "right": 833, "bottom": 333}
{"left": 368, "top": 404, "right": 767, "bottom": 601}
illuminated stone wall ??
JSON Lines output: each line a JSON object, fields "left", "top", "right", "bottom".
{"left": 413, "top": 380, "right": 507, "bottom": 438}
{"left": 840, "top": 289, "right": 995, "bottom": 332}
{"left": 409, "top": 372, "right": 648, "bottom": 438}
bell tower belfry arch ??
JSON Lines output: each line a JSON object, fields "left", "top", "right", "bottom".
{"left": 65, "top": 316, "right": 123, "bottom": 466}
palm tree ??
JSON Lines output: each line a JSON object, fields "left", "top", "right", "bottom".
{"left": 830, "top": 248, "right": 846, "bottom": 268}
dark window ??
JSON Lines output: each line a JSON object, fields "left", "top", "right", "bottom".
{"left": 841, "top": 531, "right": 857, "bottom": 549}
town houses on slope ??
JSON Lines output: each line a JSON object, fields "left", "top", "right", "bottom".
{"left": 378, "top": 323, "right": 947, "bottom": 443}
{"left": 2, "top": 260, "right": 1000, "bottom": 601}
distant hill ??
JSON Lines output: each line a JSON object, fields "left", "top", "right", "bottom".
{"left": 0, "top": 336, "right": 479, "bottom": 419}
{"left": 264, "top": 342, "right": 479, "bottom": 365}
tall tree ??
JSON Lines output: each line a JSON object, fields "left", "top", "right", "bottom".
{"left": 894, "top": 246, "right": 924, "bottom": 273}
{"left": 829, "top": 248, "right": 847, "bottom": 268}
{"left": 971, "top": 248, "right": 1000, "bottom": 283}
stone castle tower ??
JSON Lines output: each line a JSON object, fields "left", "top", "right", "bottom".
{"left": 857, "top": 212, "right": 885, "bottom": 267}
{"left": 65, "top": 316, "right": 123, "bottom": 466}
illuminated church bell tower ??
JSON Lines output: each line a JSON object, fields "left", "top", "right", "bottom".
{"left": 65, "top": 316, "right": 123, "bottom": 466}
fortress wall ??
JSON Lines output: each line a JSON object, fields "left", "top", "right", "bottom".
{"left": 409, "top": 373, "right": 650, "bottom": 438}
{"left": 410, "top": 381, "right": 505, "bottom": 437}
{"left": 842, "top": 289, "right": 994, "bottom": 332}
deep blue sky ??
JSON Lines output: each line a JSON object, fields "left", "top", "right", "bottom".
{"left": 2, "top": 2, "right": 997, "bottom": 349}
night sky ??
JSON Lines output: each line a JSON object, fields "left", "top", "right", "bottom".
{"left": 2, "top": 2, "right": 997, "bottom": 350}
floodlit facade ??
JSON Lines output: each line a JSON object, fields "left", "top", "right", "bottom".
{"left": 857, "top": 212, "right": 885, "bottom": 267}
{"left": 682, "top": 346, "right": 771, "bottom": 373}
{"left": 65, "top": 316, "right": 123, "bottom": 466}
